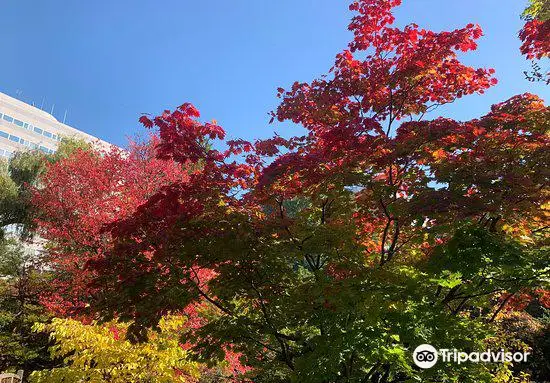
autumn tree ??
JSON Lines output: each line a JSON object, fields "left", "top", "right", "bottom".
{"left": 32, "top": 138, "right": 188, "bottom": 315}
{"left": 33, "top": 138, "right": 249, "bottom": 381}
{"left": 35, "top": 1, "right": 549, "bottom": 382}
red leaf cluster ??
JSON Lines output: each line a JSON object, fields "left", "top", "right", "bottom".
{"left": 519, "top": 19, "right": 550, "bottom": 60}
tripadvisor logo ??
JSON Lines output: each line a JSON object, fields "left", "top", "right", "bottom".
{"left": 413, "top": 344, "right": 530, "bottom": 369}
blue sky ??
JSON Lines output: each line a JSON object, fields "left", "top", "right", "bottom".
{"left": 2, "top": 0, "right": 548, "bottom": 147}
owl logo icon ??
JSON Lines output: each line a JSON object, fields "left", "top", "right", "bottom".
{"left": 413, "top": 344, "right": 438, "bottom": 368}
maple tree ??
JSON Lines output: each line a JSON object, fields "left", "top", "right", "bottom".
{"left": 32, "top": 139, "right": 248, "bottom": 381}
{"left": 30, "top": 0, "right": 549, "bottom": 382}
{"left": 32, "top": 138, "right": 188, "bottom": 316}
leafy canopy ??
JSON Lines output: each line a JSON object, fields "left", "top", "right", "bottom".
{"left": 32, "top": 1, "right": 550, "bottom": 382}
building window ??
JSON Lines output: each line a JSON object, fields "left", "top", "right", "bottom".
{"left": 33, "top": 126, "right": 43, "bottom": 134}
{"left": 43, "top": 131, "right": 53, "bottom": 138}
{"left": 9, "top": 135, "right": 20, "bottom": 143}
{"left": 0, "top": 149, "right": 11, "bottom": 158}
{"left": 0, "top": 130, "right": 9, "bottom": 139}
{"left": 14, "top": 119, "right": 24, "bottom": 127}
{"left": 3, "top": 114, "right": 13, "bottom": 123}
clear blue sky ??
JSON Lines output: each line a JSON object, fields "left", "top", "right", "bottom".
{"left": 2, "top": 0, "right": 548, "bottom": 147}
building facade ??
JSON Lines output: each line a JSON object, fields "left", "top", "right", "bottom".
{"left": 0, "top": 91, "right": 109, "bottom": 159}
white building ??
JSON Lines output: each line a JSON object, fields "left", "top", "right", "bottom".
{"left": 0, "top": 91, "right": 110, "bottom": 159}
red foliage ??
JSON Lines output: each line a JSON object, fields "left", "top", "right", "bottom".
{"left": 276, "top": 0, "right": 495, "bottom": 131}
{"left": 33, "top": 139, "right": 188, "bottom": 315}
{"left": 536, "top": 289, "right": 550, "bottom": 309}
{"left": 502, "top": 292, "right": 535, "bottom": 312}
{"left": 498, "top": 288, "right": 550, "bottom": 313}
{"left": 519, "top": 19, "right": 550, "bottom": 60}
